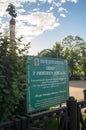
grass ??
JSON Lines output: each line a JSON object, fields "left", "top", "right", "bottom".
{"left": 38, "top": 118, "right": 59, "bottom": 130}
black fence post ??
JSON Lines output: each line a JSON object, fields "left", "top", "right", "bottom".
{"left": 13, "top": 118, "right": 21, "bottom": 130}
{"left": 67, "top": 96, "right": 77, "bottom": 130}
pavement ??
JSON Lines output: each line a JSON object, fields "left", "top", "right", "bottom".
{"left": 69, "top": 80, "right": 86, "bottom": 101}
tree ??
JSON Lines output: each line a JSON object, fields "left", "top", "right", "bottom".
{"left": 52, "top": 42, "right": 64, "bottom": 58}
{"left": 78, "top": 42, "right": 86, "bottom": 80}
{"left": 0, "top": 35, "right": 30, "bottom": 121}
{"left": 38, "top": 49, "right": 57, "bottom": 58}
{"left": 62, "top": 35, "right": 84, "bottom": 79}
{"left": 38, "top": 42, "right": 64, "bottom": 58}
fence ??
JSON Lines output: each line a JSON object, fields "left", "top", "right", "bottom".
{"left": 0, "top": 90, "right": 86, "bottom": 130}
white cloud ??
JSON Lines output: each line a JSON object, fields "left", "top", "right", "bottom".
{"left": 32, "top": 8, "right": 40, "bottom": 12}
{"left": 16, "top": 12, "right": 60, "bottom": 42}
{"left": 60, "top": 0, "right": 78, "bottom": 3}
{"left": 47, "top": 0, "right": 53, "bottom": 3}
{"left": 49, "top": 6, "right": 54, "bottom": 11}
{"left": 37, "top": 0, "right": 53, "bottom": 3}
{"left": 60, "top": 13, "right": 66, "bottom": 18}
{"left": 67, "top": 0, "right": 78, "bottom": 3}
{"left": 17, "top": 9, "right": 26, "bottom": 14}
{"left": 58, "top": 7, "right": 68, "bottom": 13}
{"left": 60, "top": 0, "right": 66, "bottom": 3}
{"left": 54, "top": 2, "right": 62, "bottom": 7}
{"left": 58, "top": 7, "right": 68, "bottom": 18}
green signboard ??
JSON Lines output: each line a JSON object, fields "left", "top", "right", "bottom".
{"left": 26, "top": 56, "right": 69, "bottom": 113}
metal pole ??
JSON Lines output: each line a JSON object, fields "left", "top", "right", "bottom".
{"left": 67, "top": 96, "right": 77, "bottom": 130}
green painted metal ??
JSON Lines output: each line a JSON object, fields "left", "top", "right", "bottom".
{"left": 26, "top": 56, "right": 69, "bottom": 113}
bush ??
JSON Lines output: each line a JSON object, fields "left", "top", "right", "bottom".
{"left": 0, "top": 36, "right": 30, "bottom": 121}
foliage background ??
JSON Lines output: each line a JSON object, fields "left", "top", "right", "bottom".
{"left": 0, "top": 36, "right": 30, "bottom": 121}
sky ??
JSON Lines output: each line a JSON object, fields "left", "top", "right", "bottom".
{"left": 0, "top": 0, "right": 86, "bottom": 55}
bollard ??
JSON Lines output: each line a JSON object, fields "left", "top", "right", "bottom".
{"left": 67, "top": 96, "right": 77, "bottom": 130}
{"left": 83, "top": 89, "right": 86, "bottom": 114}
{"left": 83, "top": 89, "right": 86, "bottom": 100}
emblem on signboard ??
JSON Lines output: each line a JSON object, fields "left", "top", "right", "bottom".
{"left": 34, "top": 58, "right": 39, "bottom": 66}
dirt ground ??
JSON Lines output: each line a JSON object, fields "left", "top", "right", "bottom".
{"left": 69, "top": 80, "right": 86, "bottom": 101}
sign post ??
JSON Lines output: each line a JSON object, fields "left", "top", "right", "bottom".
{"left": 26, "top": 56, "right": 69, "bottom": 113}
